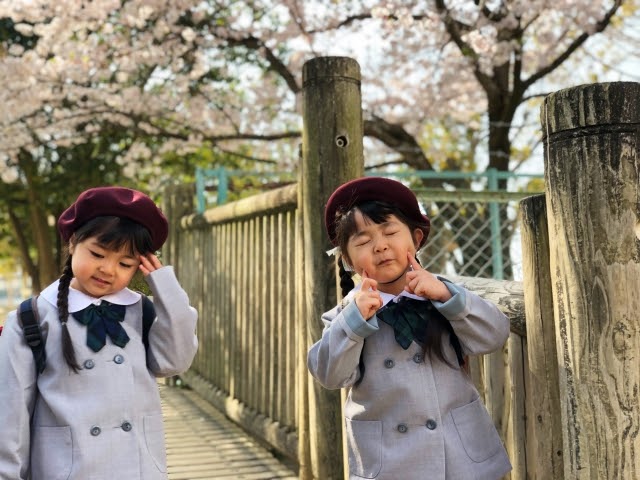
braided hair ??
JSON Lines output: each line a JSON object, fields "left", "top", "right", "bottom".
{"left": 57, "top": 216, "right": 154, "bottom": 372}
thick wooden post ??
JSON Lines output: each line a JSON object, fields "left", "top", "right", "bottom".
{"left": 298, "top": 56, "right": 364, "bottom": 480}
{"left": 161, "top": 183, "right": 195, "bottom": 386}
{"left": 162, "top": 183, "right": 196, "bottom": 270}
{"left": 520, "top": 194, "right": 563, "bottom": 479}
{"left": 542, "top": 82, "right": 640, "bottom": 479}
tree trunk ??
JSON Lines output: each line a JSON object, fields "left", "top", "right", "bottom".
{"left": 6, "top": 205, "right": 39, "bottom": 293}
{"left": 18, "top": 153, "right": 57, "bottom": 290}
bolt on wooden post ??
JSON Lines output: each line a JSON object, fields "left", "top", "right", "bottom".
{"left": 542, "top": 81, "right": 640, "bottom": 479}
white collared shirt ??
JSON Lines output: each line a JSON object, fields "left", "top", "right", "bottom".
{"left": 40, "top": 279, "right": 141, "bottom": 313}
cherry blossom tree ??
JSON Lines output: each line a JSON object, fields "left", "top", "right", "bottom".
{"left": 0, "top": 0, "right": 637, "bottom": 283}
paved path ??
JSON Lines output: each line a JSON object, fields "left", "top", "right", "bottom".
{"left": 160, "top": 384, "right": 298, "bottom": 480}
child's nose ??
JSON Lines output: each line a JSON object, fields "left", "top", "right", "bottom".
{"left": 373, "top": 237, "right": 388, "bottom": 252}
{"left": 98, "top": 260, "right": 116, "bottom": 275}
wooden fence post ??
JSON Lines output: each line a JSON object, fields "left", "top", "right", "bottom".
{"left": 298, "top": 56, "right": 364, "bottom": 480}
{"left": 520, "top": 194, "right": 563, "bottom": 479}
{"left": 542, "top": 81, "right": 640, "bottom": 479}
{"left": 161, "top": 183, "right": 196, "bottom": 386}
{"left": 162, "top": 183, "right": 196, "bottom": 269}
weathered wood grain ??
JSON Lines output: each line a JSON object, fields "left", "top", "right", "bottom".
{"left": 543, "top": 81, "right": 640, "bottom": 479}
{"left": 520, "top": 194, "right": 564, "bottom": 479}
{"left": 299, "top": 56, "right": 364, "bottom": 480}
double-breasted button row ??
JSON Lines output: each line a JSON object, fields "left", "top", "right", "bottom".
{"left": 384, "top": 355, "right": 424, "bottom": 368}
{"left": 395, "top": 420, "right": 438, "bottom": 433}
{"left": 90, "top": 421, "right": 133, "bottom": 436}
{"left": 83, "top": 355, "right": 126, "bottom": 369}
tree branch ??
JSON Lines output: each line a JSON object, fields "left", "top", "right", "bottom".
{"left": 523, "top": 0, "right": 623, "bottom": 89}
{"left": 433, "top": 0, "right": 498, "bottom": 96}
{"left": 217, "top": 33, "right": 301, "bottom": 93}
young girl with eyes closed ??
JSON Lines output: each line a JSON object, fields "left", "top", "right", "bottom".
{"left": 307, "top": 177, "right": 512, "bottom": 480}
{"left": 0, "top": 186, "right": 198, "bottom": 480}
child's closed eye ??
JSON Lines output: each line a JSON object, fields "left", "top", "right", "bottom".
{"left": 354, "top": 238, "right": 371, "bottom": 247}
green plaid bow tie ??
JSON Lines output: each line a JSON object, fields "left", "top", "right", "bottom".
{"left": 377, "top": 297, "right": 429, "bottom": 349}
{"left": 72, "top": 301, "right": 129, "bottom": 352}
{"left": 376, "top": 297, "right": 464, "bottom": 365}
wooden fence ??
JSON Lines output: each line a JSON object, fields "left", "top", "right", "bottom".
{"left": 162, "top": 58, "right": 640, "bottom": 479}
{"left": 163, "top": 180, "right": 528, "bottom": 479}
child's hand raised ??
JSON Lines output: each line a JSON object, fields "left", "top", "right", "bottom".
{"left": 353, "top": 271, "right": 383, "bottom": 320}
{"left": 139, "top": 253, "right": 163, "bottom": 276}
{"left": 404, "top": 253, "right": 452, "bottom": 303}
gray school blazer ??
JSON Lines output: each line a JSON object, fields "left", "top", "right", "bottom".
{"left": 308, "top": 281, "right": 512, "bottom": 480}
{"left": 0, "top": 266, "right": 198, "bottom": 480}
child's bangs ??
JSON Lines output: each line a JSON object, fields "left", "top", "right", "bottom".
{"left": 335, "top": 201, "right": 399, "bottom": 247}
{"left": 75, "top": 216, "right": 154, "bottom": 255}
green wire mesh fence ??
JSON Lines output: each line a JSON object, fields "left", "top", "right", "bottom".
{"left": 195, "top": 168, "right": 544, "bottom": 280}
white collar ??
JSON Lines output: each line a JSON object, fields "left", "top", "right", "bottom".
{"left": 41, "top": 279, "right": 141, "bottom": 313}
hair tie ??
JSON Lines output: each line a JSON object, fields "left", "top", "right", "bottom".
{"left": 326, "top": 246, "right": 340, "bottom": 257}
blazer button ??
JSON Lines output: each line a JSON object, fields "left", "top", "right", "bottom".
{"left": 412, "top": 353, "right": 423, "bottom": 364}
{"left": 397, "top": 423, "right": 408, "bottom": 433}
{"left": 83, "top": 359, "right": 95, "bottom": 369}
{"left": 114, "top": 354, "right": 125, "bottom": 364}
{"left": 90, "top": 426, "right": 101, "bottom": 436}
{"left": 121, "top": 421, "right": 133, "bottom": 432}
{"left": 384, "top": 358, "right": 395, "bottom": 369}
{"left": 426, "top": 419, "right": 437, "bottom": 430}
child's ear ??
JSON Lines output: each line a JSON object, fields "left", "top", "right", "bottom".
{"left": 68, "top": 238, "right": 77, "bottom": 255}
{"left": 412, "top": 228, "right": 424, "bottom": 249}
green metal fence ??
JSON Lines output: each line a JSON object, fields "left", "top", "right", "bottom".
{"left": 195, "top": 167, "right": 543, "bottom": 280}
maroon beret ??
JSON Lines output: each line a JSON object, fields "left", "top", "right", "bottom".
{"left": 324, "top": 176, "right": 430, "bottom": 247}
{"left": 58, "top": 187, "right": 169, "bottom": 251}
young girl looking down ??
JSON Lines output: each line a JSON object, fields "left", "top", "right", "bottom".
{"left": 0, "top": 186, "right": 198, "bottom": 480}
{"left": 307, "top": 177, "right": 512, "bottom": 480}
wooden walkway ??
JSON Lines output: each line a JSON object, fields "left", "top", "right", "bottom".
{"left": 160, "top": 384, "right": 298, "bottom": 480}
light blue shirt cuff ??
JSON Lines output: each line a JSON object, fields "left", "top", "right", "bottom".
{"left": 431, "top": 278, "right": 466, "bottom": 318}
{"left": 342, "top": 300, "right": 379, "bottom": 338}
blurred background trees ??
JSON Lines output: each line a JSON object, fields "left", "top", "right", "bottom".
{"left": 0, "top": 0, "right": 638, "bottom": 286}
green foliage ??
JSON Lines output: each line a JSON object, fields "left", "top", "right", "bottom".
{"left": 524, "top": 177, "right": 545, "bottom": 192}
{"left": 0, "top": 17, "right": 39, "bottom": 50}
{"left": 128, "top": 270, "right": 152, "bottom": 296}
{"left": 418, "top": 115, "right": 482, "bottom": 173}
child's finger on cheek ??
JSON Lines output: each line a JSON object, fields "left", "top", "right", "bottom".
{"left": 362, "top": 278, "right": 378, "bottom": 292}
{"left": 374, "top": 292, "right": 383, "bottom": 310}
{"left": 363, "top": 271, "right": 378, "bottom": 291}
{"left": 407, "top": 252, "right": 422, "bottom": 271}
